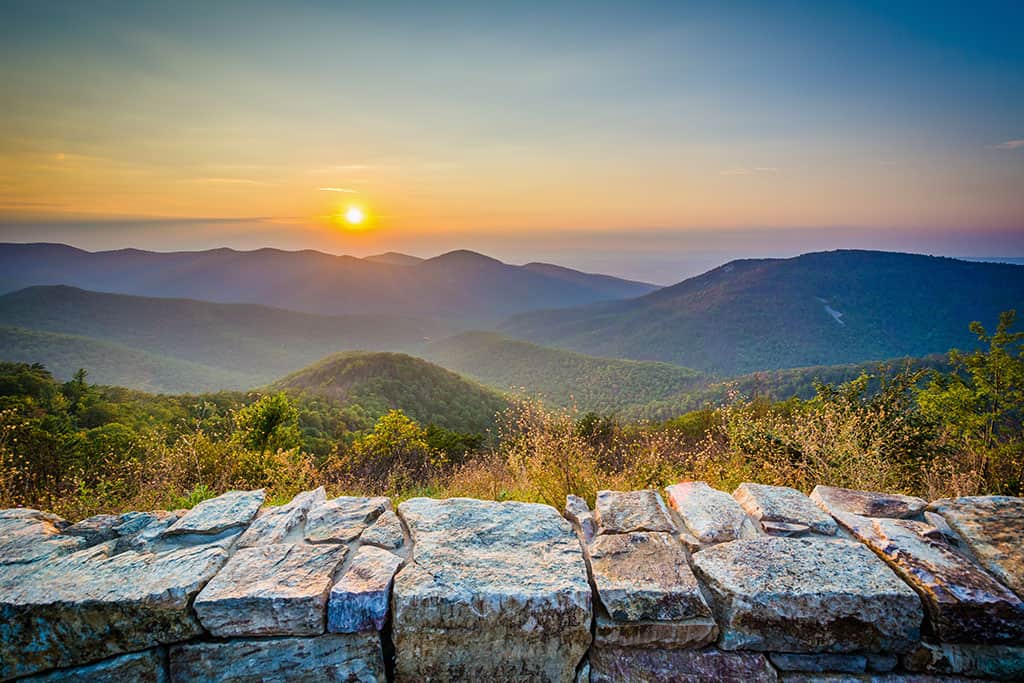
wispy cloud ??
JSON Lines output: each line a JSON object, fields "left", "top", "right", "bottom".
{"left": 993, "top": 140, "right": 1024, "bottom": 150}
{"left": 318, "top": 187, "right": 357, "bottom": 193}
{"left": 310, "top": 164, "right": 372, "bottom": 174}
{"left": 188, "top": 177, "right": 276, "bottom": 186}
{"left": 719, "top": 167, "right": 779, "bottom": 176}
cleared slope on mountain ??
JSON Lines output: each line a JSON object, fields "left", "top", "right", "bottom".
{"left": 270, "top": 351, "right": 509, "bottom": 433}
{"left": 420, "top": 331, "right": 702, "bottom": 413}
{"left": 0, "top": 243, "right": 658, "bottom": 324}
{"left": 0, "top": 327, "right": 250, "bottom": 393}
{"left": 501, "top": 250, "right": 1024, "bottom": 375}
{"left": 0, "top": 286, "right": 453, "bottom": 385}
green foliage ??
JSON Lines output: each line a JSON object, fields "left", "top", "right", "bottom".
{"left": 1, "top": 311, "right": 1021, "bottom": 519}
{"left": 919, "top": 310, "right": 1024, "bottom": 494}
{"left": 335, "top": 410, "right": 447, "bottom": 493}
{"left": 234, "top": 392, "right": 301, "bottom": 455}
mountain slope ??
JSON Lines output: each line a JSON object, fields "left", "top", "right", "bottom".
{"left": 270, "top": 352, "right": 509, "bottom": 433}
{"left": 0, "top": 243, "right": 658, "bottom": 324}
{"left": 0, "top": 327, "right": 250, "bottom": 393}
{"left": 500, "top": 250, "right": 1024, "bottom": 375}
{"left": 419, "top": 331, "right": 702, "bottom": 413}
{"left": 0, "top": 286, "right": 454, "bottom": 386}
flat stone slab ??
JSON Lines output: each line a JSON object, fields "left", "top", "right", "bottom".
{"left": 811, "top": 485, "right": 926, "bottom": 519}
{"left": 237, "top": 486, "right": 325, "bottom": 548}
{"left": 0, "top": 542, "right": 228, "bottom": 680}
{"left": 328, "top": 545, "right": 403, "bottom": 633}
{"left": 665, "top": 481, "right": 756, "bottom": 545}
{"left": 903, "top": 641, "right": 1024, "bottom": 680}
{"left": 594, "top": 489, "right": 676, "bottom": 534}
{"left": 692, "top": 537, "right": 922, "bottom": 653}
{"left": 927, "top": 495, "right": 1024, "bottom": 599}
{"left": 587, "top": 531, "right": 710, "bottom": 622}
{"left": 304, "top": 495, "right": 390, "bottom": 544}
{"left": 17, "top": 648, "right": 166, "bottom": 683}
{"left": 163, "top": 489, "right": 264, "bottom": 536}
{"left": 358, "top": 509, "right": 406, "bottom": 551}
{"left": 834, "top": 513, "right": 1024, "bottom": 643}
{"left": 735, "top": 483, "right": 838, "bottom": 536}
{"left": 169, "top": 633, "right": 384, "bottom": 682}
{"left": 392, "top": 497, "right": 591, "bottom": 682}
{"left": 0, "top": 509, "right": 84, "bottom": 565}
{"left": 593, "top": 611, "right": 717, "bottom": 649}
{"left": 590, "top": 646, "right": 777, "bottom": 683}
{"left": 194, "top": 542, "right": 347, "bottom": 637}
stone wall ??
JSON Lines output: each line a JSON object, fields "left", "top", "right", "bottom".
{"left": 1, "top": 482, "right": 1022, "bottom": 682}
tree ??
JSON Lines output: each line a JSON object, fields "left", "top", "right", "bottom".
{"left": 343, "top": 410, "right": 445, "bottom": 490}
{"left": 234, "top": 392, "right": 301, "bottom": 455}
{"left": 918, "top": 310, "right": 1024, "bottom": 493}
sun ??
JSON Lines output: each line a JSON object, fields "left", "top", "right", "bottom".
{"left": 344, "top": 206, "right": 365, "bottom": 225}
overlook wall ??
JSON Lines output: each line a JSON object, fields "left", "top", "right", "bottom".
{"left": 1, "top": 482, "right": 1023, "bottom": 682}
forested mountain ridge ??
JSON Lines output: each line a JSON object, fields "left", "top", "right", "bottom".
{"left": 420, "top": 331, "right": 703, "bottom": 413}
{"left": 0, "top": 243, "right": 657, "bottom": 324}
{"left": 500, "top": 250, "right": 1024, "bottom": 375}
{"left": 270, "top": 351, "right": 509, "bottom": 434}
{"left": 0, "top": 285, "right": 452, "bottom": 385}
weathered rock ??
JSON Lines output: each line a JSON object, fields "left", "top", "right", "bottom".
{"left": 903, "top": 641, "right": 1024, "bottom": 681}
{"left": 762, "top": 520, "right": 812, "bottom": 537}
{"left": 304, "top": 495, "right": 390, "bottom": 544}
{"left": 665, "top": 480, "right": 757, "bottom": 545}
{"left": 169, "top": 633, "right": 384, "bottom": 682}
{"left": 0, "top": 542, "right": 228, "bottom": 680}
{"left": 834, "top": 512, "right": 1024, "bottom": 643}
{"left": 927, "top": 495, "right": 1024, "bottom": 599}
{"left": 194, "top": 542, "right": 347, "bottom": 637}
{"left": 587, "top": 531, "right": 710, "bottom": 622}
{"left": 237, "top": 486, "right": 325, "bottom": 548}
{"left": 113, "top": 511, "right": 183, "bottom": 553}
{"left": 735, "top": 483, "right": 838, "bottom": 536}
{"left": 811, "top": 485, "right": 927, "bottom": 519}
{"left": 594, "top": 489, "right": 676, "bottom": 534}
{"left": 779, "top": 675, "right": 975, "bottom": 682}
{"left": 62, "top": 514, "right": 122, "bottom": 545}
{"left": 921, "top": 511, "right": 962, "bottom": 547}
{"left": 692, "top": 537, "right": 921, "bottom": 653}
{"left": 328, "top": 545, "right": 403, "bottom": 633}
{"left": 565, "top": 494, "right": 597, "bottom": 543}
{"left": 0, "top": 509, "right": 85, "bottom": 565}
{"left": 163, "top": 489, "right": 264, "bottom": 536}
{"left": 392, "top": 497, "right": 591, "bottom": 682}
{"left": 865, "top": 654, "right": 899, "bottom": 672}
{"left": 589, "top": 646, "right": 777, "bottom": 683}
{"left": 18, "top": 648, "right": 167, "bottom": 683}
{"left": 358, "top": 509, "right": 406, "bottom": 551}
{"left": 593, "top": 610, "right": 717, "bottom": 649}
{"left": 769, "top": 652, "right": 868, "bottom": 673}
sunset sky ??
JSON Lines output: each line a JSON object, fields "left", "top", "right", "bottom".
{"left": 1, "top": 1, "right": 1022, "bottom": 282}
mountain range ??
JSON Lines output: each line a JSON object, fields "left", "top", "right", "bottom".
{"left": 501, "top": 250, "right": 1024, "bottom": 374}
{"left": 0, "top": 244, "right": 1020, "bottom": 413}
{"left": 0, "top": 243, "right": 656, "bottom": 325}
